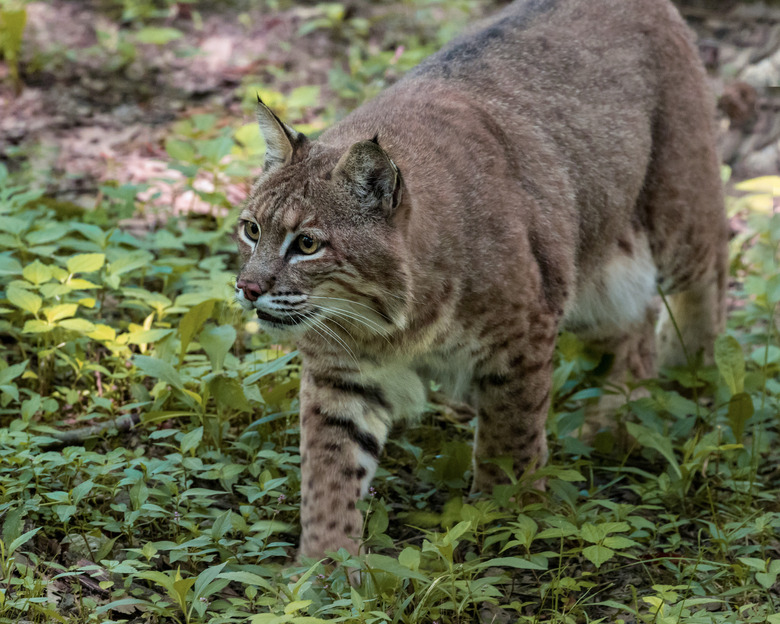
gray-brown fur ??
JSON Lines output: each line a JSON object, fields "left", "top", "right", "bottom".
{"left": 234, "top": 0, "right": 728, "bottom": 561}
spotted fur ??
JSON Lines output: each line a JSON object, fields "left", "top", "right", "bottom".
{"left": 234, "top": 0, "right": 728, "bottom": 561}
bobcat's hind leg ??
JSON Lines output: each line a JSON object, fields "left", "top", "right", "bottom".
{"left": 657, "top": 263, "right": 727, "bottom": 369}
{"left": 565, "top": 231, "right": 659, "bottom": 436}
{"left": 580, "top": 306, "right": 657, "bottom": 438}
{"left": 636, "top": 39, "right": 729, "bottom": 369}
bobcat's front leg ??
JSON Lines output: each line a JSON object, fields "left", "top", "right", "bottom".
{"left": 297, "top": 368, "right": 391, "bottom": 559}
{"left": 471, "top": 316, "right": 557, "bottom": 494}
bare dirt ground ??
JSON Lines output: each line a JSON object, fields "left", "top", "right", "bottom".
{"left": 0, "top": 0, "right": 778, "bottom": 214}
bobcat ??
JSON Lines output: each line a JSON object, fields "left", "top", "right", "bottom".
{"left": 235, "top": 0, "right": 728, "bottom": 560}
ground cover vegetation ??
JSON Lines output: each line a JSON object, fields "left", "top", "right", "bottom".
{"left": 0, "top": 1, "right": 779, "bottom": 622}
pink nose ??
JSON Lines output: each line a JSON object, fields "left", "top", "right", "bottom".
{"left": 237, "top": 279, "right": 263, "bottom": 302}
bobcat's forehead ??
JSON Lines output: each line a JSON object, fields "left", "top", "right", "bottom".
{"left": 244, "top": 159, "right": 348, "bottom": 238}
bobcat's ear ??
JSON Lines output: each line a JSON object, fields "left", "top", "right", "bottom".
{"left": 331, "top": 136, "right": 403, "bottom": 216}
{"left": 256, "top": 95, "right": 307, "bottom": 173}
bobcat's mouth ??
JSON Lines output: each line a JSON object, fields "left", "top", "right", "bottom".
{"left": 255, "top": 308, "right": 308, "bottom": 326}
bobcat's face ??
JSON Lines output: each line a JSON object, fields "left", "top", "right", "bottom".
{"left": 235, "top": 143, "right": 407, "bottom": 340}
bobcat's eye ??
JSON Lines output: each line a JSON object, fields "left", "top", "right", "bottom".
{"left": 243, "top": 221, "right": 260, "bottom": 243}
{"left": 296, "top": 234, "right": 320, "bottom": 255}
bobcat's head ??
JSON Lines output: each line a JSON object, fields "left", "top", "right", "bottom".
{"left": 235, "top": 100, "right": 408, "bottom": 341}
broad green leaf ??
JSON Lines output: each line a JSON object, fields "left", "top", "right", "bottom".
{"left": 58, "top": 318, "right": 96, "bottom": 333}
{"left": 107, "top": 249, "right": 155, "bottom": 277}
{"left": 65, "top": 278, "right": 100, "bottom": 290}
{"left": 43, "top": 303, "right": 77, "bottom": 323}
{"left": 750, "top": 344, "right": 780, "bottom": 366}
{"left": 88, "top": 324, "right": 116, "bottom": 342}
{"left": 67, "top": 253, "right": 105, "bottom": 274}
{"left": 0, "top": 216, "right": 26, "bottom": 235}
{"left": 248, "top": 520, "right": 293, "bottom": 534}
{"left": 136, "top": 570, "right": 176, "bottom": 592}
{"left": 551, "top": 468, "right": 585, "bottom": 482}
{"left": 199, "top": 133, "right": 233, "bottom": 165}
{"left": 364, "top": 554, "right": 428, "bottom": 582}
{"left": 444, "top": 520, "right": 472, "bottom": 544}
{"left": 211, "top": 511, "right": 232, "bottom": 540}
{"left": 476, "top": 556, "right": 548, "bottom": 571}
{"left": 6, "top": 286, "right": 42, "bottom": 314}
{"left": 582, "top": 544, "right": 614, "bottom": 568}
{"left": 180, "top": 426, "right": 203, "bottom": 455}
{"left": 738, "top": 557, "right": 768, "bottom": 571}
{"left": 142, "top": 542, "right": 158, "bottom": 560}
{"left": 209, "top": 376, "right": 252, "bottom": 413}
{"left": 219, "top": 571, "right": 274, "bottom": 592}
{"left": 172, "top": 575, "right": 196, "bottom": 610}
{"left": 625, "top": 422, "right": 681, "bottom": 478}
{"left": 22, "top": 320, "right": 53, "bottom": 334}
{"left": 54, "top": 505, "right": 77, "bottom": 523}
{"left": 71, "top": 480, "right": 94, "bottom": 504}
{"left": 285, "top": 600, "right": 312, "bottom": 615}
{"left": 398, "top": 547, "right": 421, "bottom": 572}
{"left": 351, "top": 586, "right": 364, "bottom": 611}
{"left": 767, "top": 274, "right": 780, "bottom": 305}
{"left": 536, "top": 518, "right": 578, "bottom": 540}
{"left": 234, "top": 123, "right": 264, "bottom": 154}
{"left": 2, "top": 506, "right": 24, "bottom": 546}
{"left": 179, "top": 299, "right": 216, "bottom": 361}
{"left": 602, "top": 536, "right": 639, "bottom": 550}
{"left": 45, "top": 491, "right": 70, "bottom": 503}
{"left": 130, "top": 482, "right": 148, "bottom": 509}
{"left": 0, "top": 254, "right": 22, "bottom": 276}
{"left": 126, "top": 328, "right": 174, "bottom": 345}
{"left": 0, "top": 360, "right": 26, "bottom": 384}
{"left": 8, "top": 527, "right": 41, "bottom": 556}
{"left": 244, "top": 350, "right": 298, "bottom": 384}
{"left": 192, "top": 562, "right": 227, "bottom": 603}
{"left": 200, "top": 324, "right": 236, "bottom": 371}
{"left": 21, "top": 394, "right": 40, "bottom": 420}
{"left": 135, "top": 26, "right": 183, "bottom": 45}
{"left": 22, "top": 259, "right": 52, "bottom": 285}
{"left": 580, "top": 523, "right": 606, "bottom": 544}
{"left": 26, "top": 224, "right": 68, "bottom": 245}
{"left": 0, "top": 384, "right": 17, "bottom": 401}
{"left": 191, "top": 113, "right": 217, "bottom": 132}
{"left": 367, "top": 502, "right": 389, "bottom": 536}
{"left": 287, "top": 85, "right": 320, "bottom": 109}
{"left": 714, "top": 334, "right": 744, "bottom": 395}
{"left": 165, "top": 138, "right": 196, "bottom": 162}
{"left": 756, "top": 560, "right": 780, "bottom": 589}
{"left": 600, "top": 522, "right": 630, "bottom": 534}
{"left": 134, "top": 355, "right": 183, "bottom": 390}
{"left": 727, "top": 392, "right": 754, "bottom": 443}
{"left": 508, "top": 516, "right": 538, "bottom": 549}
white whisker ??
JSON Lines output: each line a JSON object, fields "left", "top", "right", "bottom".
{"left": 315, "top": 303, "right": 393, "bottom": 345}
{"left": 307, "top": 314, "right": 362, "bottom": 373}
{"left": 307, "top": 295, "right": 392, "bottom": 321}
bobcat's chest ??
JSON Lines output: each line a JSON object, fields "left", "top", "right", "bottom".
{"left": 413, "top": 340, "right": 478, "bottom": 407}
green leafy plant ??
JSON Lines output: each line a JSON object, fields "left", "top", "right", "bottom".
{"left": 0, "top": 3, "right": 779, "bottom": 622}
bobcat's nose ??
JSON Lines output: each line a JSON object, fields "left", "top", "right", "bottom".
{"left": 236, "top": 279, "right": 263, "bottom": 302}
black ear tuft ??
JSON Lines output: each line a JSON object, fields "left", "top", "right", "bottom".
{"left": 256, "top": 100, "right": 307, "bottom": 174}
